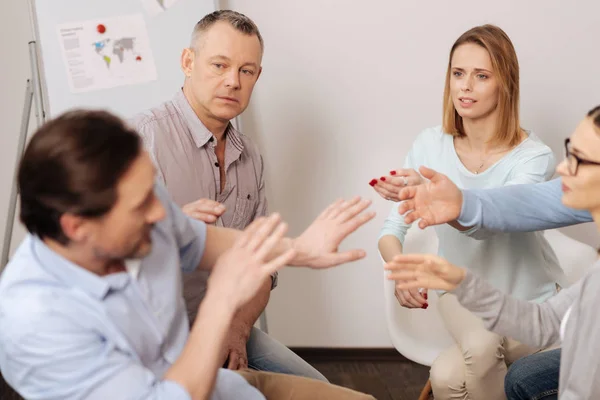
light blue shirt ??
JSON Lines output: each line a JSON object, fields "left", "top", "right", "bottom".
{"left": 459, "top": 178, "right": 593, "bottom": 231}
{"left": 380, "top": 126, "right": 566, "bottom": 300}
{"left": 0, "top": 184, "right": 264, "bottom": 400}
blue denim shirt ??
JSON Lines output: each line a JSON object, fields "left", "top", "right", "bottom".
{"left": 0, "top": 184, "right": 263, "bottom": 400}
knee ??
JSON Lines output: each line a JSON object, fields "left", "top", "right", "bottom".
{"left": 504, "top": 358, "right": 534, "bottom": 400}
{"left": 430, "top": 355, "right": 463, "bottom": 395}
{"left": 462, "top": 331, "right": 503, "bottom": 365}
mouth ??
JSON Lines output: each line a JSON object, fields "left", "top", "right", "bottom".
{"left": 458, "top": 97, "right": 477, "bottom": 106}
{"left": 561, "top": 184, "right": 571, "bottom": 193}
{"left": 217, "top": 96, "right": 239, "bottom": 103}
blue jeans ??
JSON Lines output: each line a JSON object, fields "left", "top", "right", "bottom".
{"left": 245, "top": 327, "right": 328, "bottom": 382}
{"left": 505, "top": 348, "right": 560, "bottom": 400}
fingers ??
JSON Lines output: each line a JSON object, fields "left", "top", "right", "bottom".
{"left": 184, "top": 199, "right": 226, "bottom": 215}
{"left": 398, "top": 186, "right": 417, "bottom": 201}
{"left": 327, "top": 197, "right": 361, "bottom": 220}
{"left": 341, "top": 208, "right": 376, "bottom": 237}
{"left": 319, "top": 198, "right": 345, "bottom": 219}
{"left": 373, "top": 185, "right": 399, "bottom": 201}
{"left": 187, "top": 212, "right": 219, "bottom": 223}
{"left": 335, "top": 198, "right": 372, "bottom": 224}
{"left": 264, "top": 247, "right": 296, "bottom": 276}
{"left": 235, "top": 216, "right": 267, "bottom": 248}
{"left": 246, "top": 213, "right": 283, "bottom": 252}
{"left": 419, "top": 166, "right": 442, "bottom": 181}
{"left": 309, "top": 249, "right": 367, "bottom": 269}
{"left": 397, "top": 199, "right": 415, "bottom": 215}
{"left": 227, "top": 351, "right": 239, "bottom": 370}
{"left": 254, "top": 218, "right": 289, "bottom": 261}
{"left": 398, "top": 287, "right": 425, "bottom": 308}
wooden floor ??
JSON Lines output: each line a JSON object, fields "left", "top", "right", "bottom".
{"left": 298, "top": 348, "right": 432, "bottom": 400}
{"left": 1, "top": 350, "right": 431, "bottom": 400}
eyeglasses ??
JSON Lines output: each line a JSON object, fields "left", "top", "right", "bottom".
{"left": 564, "top": 138, "right": 600, "bottom": 175}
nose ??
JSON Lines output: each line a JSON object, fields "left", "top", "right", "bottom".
{"left": 556, "top": 158, "right": 570, "bottom": 177}
{"left": 147, "top": 196, "right": 166, "bottom": 224}
{"left": 224, "top": 69, "right": 240, "bottom": 89}
{"left": 461, "top": 74, "right": 473, "bottom": 92}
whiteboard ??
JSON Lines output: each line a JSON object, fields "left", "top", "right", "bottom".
{"left": 31, "top": 0, "right": 216, "bottom": 119}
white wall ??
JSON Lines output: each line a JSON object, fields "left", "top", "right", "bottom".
{"left": 223, "top": 0, "right": 600, "bottom": 347}
{"left": 0, "top": 1, "right": 34, "bottom": 263}
{"left": 1, "top": 0, "right": 599, "bottom": 349}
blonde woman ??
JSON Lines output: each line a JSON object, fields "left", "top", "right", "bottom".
{"left": 371, "top": 25, "right": 565, "bottom": 399}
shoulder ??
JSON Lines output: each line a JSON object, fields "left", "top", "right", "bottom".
{"left": 127, "top": 99, "right": 182, "bottom": 138}
{"left": 511, "top": 130, "right": 554, "bottom": 160}
{"left": 409, "top": 125, "right": 446, "bottom": 148}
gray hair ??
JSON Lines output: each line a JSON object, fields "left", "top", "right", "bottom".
{"left": 190, "top": 10, "right": 264, "bottom": 52}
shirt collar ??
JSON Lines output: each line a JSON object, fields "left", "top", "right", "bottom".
{"left": 172, "top": 89, "right": 245, "bottom": 153}
{"left": 32, "top": 236, "right": 129, "bottom": 300}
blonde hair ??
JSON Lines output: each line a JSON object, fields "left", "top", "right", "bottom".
{"left": 442, "top": 24, "right": 521, "bottom": 147}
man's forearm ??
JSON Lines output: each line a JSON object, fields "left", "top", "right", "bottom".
{"left": 232, "top": 277, "right": 271, "bottom": 336}
{"left": 200, "top": 226, "right": 300, "bottom": 270}
{"left": 164, "top": 290, "right": 236, "bottom": 399}
{"left": 457, "top": 179, "right": 592, "bottom": 232}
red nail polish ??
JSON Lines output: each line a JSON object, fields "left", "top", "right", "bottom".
{"left": 369, "top": 179, "right": 377, "bottom": 186}
{"left": 390, "top": 171, "right": 397, "bottom": 175}
{"left": 380, "top": 177, "right": 386, "bottom": 181}
{"left": 423, "top": 293, "right": 428, "bottom": 300}
{"left": 422, "top": 303, "right": 428, "bottom": 309}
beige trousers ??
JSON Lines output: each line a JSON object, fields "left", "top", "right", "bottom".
{"left": 430, "top": 293, "right": 543, "bottom": 400}
{"left": 237, "top": 369, "right": 376, "bottom": 400}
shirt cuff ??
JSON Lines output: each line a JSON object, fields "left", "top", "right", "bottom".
{"left": 456, "top": 189, "right": 481, "bottom": 228}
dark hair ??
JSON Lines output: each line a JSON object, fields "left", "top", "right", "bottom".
{"left": 191, "top": 10, "right": 263, "bottom": 51}
{"left": 18, "top": 109, "right": 142, "bottom": 245}
{"left": 588, "top": 105, "right": 600, "bottom": 129}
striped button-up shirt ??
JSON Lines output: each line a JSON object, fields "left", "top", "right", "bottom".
{"left": 129, "top": 90, "right": 274, "bottom": 322}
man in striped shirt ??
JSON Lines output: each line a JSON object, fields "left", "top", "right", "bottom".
{"left": 129, "top": 10, "right": 326, "bottom": 382}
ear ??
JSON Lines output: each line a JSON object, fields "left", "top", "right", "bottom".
{"left": 181, "top": 47, "right": 195, "bottom": 78}
{"left": 59, "top": 213, "right": 91, "bottom": 243}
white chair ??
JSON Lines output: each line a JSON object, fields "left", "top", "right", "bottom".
{"left": 383, "top": 227, "right": 596, "bottom": 400}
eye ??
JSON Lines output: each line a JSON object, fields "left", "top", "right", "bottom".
{"left": 213, "top": 63, "right": 224, "bottom": 69}
{"left": 477, "top": 74, "right": 488, "bottom": 79}
{"left": 241, "top": 69, "right": 254, "bottom": 75}
{"left": 452, "top": 71, "right": 463, "bottom": 77}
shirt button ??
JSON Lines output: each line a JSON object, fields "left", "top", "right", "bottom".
{"left": 214, "top": 162, "right": 219, "bottom": 167}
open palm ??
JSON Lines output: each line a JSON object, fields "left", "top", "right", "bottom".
{"left": 384, "top": 253, "right": 466, "bottom": 292}
{"left": 397, "top": 166, "right": 463, "bottom": 229}
{"left": 292, "top": 197, "right": 376, "bottom": 268}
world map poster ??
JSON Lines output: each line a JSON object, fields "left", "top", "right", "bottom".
{"left": 57, "top": 14, "right": 158, "bottom": 93}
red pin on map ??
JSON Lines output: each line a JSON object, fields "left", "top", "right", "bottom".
{"left": 97, "top": 24, "right": 106, "bottom": 34}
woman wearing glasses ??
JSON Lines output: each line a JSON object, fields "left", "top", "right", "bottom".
{"left": 386, "top": 106, "right": 600, "bottom": 399}
{"left": 370, "top": 24, "right": 567, "bottom": 400}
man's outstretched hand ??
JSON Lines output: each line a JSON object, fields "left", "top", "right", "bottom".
{"left": 291, "top": 197, "right": 376, "bottom": 268}
{"left": 397, "top": 166, "right": 463, "bottom": 229}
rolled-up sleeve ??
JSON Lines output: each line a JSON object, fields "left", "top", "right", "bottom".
{"left": 0, "top": 310, "right": 191, "bottom": 400}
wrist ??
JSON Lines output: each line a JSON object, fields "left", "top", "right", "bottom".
{"left": 202, "top": 288, "right": 238, "bottom": 321}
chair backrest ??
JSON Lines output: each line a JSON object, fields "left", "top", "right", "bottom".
{"left": 543, "top": 229, "right": 597, "bottom": 286}
{"left": 382, "top": 227, "right": 597, "bottom": 367}
{"left": 382, "top": 227, "right": 453, "bottom": 367}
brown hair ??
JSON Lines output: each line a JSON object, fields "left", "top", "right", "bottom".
{"left": 18, "top": 110, "right": 142, "bottom": 245}
{"left": 588, "top": 105, "right": 600, "bottom": 131}
{"left": 190, "top": 10, "right": 263, "bottom": 52}
{"left": 442, "top": 24, "right": 521, "bottom": 147}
